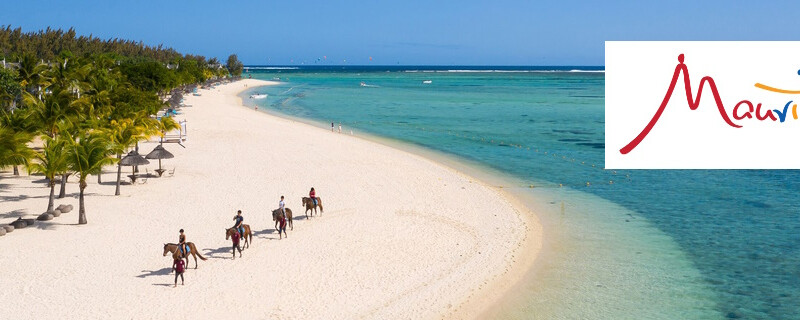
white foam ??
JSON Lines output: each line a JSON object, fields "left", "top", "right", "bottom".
{"left": 244, "top": 67, "right": 299, "bottom": 70}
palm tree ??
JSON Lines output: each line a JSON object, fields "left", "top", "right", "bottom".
{"left": 104, "top": 119, "right": 146, "bottom": 195}
{"left": 16, "top": 54, "right": 51, "bottom": 96}
{"left": 24, "top": 89, "right": 80, "bottom": 197}
{"left": 158, "top": 116, "right": 181, "bottom": 136}
{"left": 65, "top": 132, "right": 115, "bottom": 224}
{"left": 0, "top": 126, "right": 35, "bottom": 175}
{"left": 28, "top": 136, "right": 68, "bottom": 211}
{"left": 23, "top": 90, "right": 76, "bottom": 138}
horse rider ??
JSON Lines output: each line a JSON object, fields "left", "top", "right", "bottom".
{"left": 279, "top": 195, "right": 286, "bottom": 218}
{"left": 233, "top": 210, "right": 244, "bottom": 235}
{"left": 309, "top": 187, "right": 317, "bottom": 207}
{"left": 178, "top": 229, "right": 188, "bottom": 258}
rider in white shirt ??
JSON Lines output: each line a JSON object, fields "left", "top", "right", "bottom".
{"left": 279, "top": 195, "right": 286, "bottom": 217}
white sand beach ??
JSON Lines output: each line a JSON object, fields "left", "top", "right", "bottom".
{"left": 0, "top": 79, "right": 541, "bottom": 319}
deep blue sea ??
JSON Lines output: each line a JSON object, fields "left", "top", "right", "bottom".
{"left": 241, "top": 66, "right": 799, "bottom": 319}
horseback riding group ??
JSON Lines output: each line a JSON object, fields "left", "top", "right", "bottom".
{"left": 162, "top": 187, "right": 324, "bottom": 287}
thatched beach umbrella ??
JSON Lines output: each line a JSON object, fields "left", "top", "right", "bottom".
{"left": 120, "top": 150, "right": 150, "bottom": 181}
{"left": 145, "top": 145, "right": 174, "bottom": 176}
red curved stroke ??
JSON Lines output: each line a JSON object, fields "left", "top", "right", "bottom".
{"left": 619, "top": 54, "right": 742, "bottom": 155}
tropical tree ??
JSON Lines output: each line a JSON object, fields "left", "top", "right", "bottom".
{"left": 226, "top": 54, "right": 243, "bottom": 77}
{"left": 0, "top": 67, "right": 22, "bottom": 111}
{"left": 28, "top": 136, "right": 68, "bottom": 211}
{"left": 65, "top": 131, "right": 115, "bottom": 224}
{"left": 0, "top": 107, "right": 35, "bottom": 135}
{"left": 16, "top": 54, "right": 50, "bottom": 95}
{"left": 23, "top": 90, "right": 76, "bottom": 138}
{"left": 104, "top": 118, "right": 146, "bottom": 195}
{"left": 158, "top": 116, "right": 181, "bottom": 136}
{"left": 0, "top": 126, "right": 34, "bottom": 175}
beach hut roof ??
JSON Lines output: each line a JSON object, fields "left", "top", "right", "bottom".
{"left": 119, "top": 150, "right": 150, "bottom": 166}
{"left": 145, "top": 145, "right": 174, "bottom": 160}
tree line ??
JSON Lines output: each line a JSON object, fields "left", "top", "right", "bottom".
{"left": 0, "top": 26, "right": 246, "bottom": 224}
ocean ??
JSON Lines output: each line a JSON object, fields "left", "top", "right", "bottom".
{"left": 241, "top": 66, "right": 799, "bottom": 319}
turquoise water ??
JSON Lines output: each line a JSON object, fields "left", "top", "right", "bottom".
{"left": 242, "top": 67, "right": 799, "bottom": 319}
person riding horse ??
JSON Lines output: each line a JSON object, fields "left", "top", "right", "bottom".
{"left": 178, "top": 229, "right": 188, "bottom": 258}
{"left": 309, "top": 187, "right": 317, "bottom": 207}
{"left": 279, "top": 196, "right": 286, "bottom": 218}
{"left": 233, "top": 210, "right": 244, "bottom": 236}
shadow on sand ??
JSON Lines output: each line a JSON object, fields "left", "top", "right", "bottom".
{"left": 152, "top": 283, "right": 177, "bottom": 287}
{"left": 0, "top": 209, "right": 27, "bottom": 220}
{"left": 202, "top": 246, "right": 240, "bottom": 259}
{"left": 137, "top": 267, "right": 173, "bottom": 278}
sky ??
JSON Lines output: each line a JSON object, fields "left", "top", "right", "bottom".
{"left": 2, "top": 0, "right": 799, "bottom": 66}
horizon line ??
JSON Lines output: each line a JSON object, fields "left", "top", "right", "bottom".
{"left": 243, "top": 64, "right": 606, "bottom": 68}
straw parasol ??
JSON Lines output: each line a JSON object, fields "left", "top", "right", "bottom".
{"left": 120, "top": 150, "right": 150, "bottom": 181}
{"left": 145, "top": 145, "right": 174, "bottom": 176}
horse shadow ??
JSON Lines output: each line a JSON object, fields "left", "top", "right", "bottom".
{"left": 137, "top": 267, "right": 173, "bottom": 278}
{"left": 202, "top": 246, "right": 238, "bottom": 259}
{"left": 253, "top": 228, "right": 281, "bottom": 240}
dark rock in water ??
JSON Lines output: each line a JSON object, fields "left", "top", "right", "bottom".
{"left": 2, "top": 225, "right": 13, "bottom": 233}
{"left": 37, "top": 213, "right": 54, "bottom": 221}
{"left": 726, "top": 311, "right": 742, "bottom": 319}
{"left": 10, "top": 220, "right": 26, "bottom": 229}
{"left": 742, "top": 200, "right": 771, "bottom": 209}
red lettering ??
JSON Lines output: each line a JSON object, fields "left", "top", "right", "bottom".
{"left": 755, "top": 103, "right": 777, "bottom": 121}
{"left": 619, "top": 54, "right": 742, "bottom": 155}
{"left": 733, "top": 100, "right": 753, "bottom": 120}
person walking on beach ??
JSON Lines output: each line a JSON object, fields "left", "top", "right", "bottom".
{"left": 309, "top": 187, "right": 317, "bottom": 207}
{"left": 233, "top": 210, "right": 244, "bottom": 235}
{"left": 338, "top": 123, "right": 342, "bottom": 133}
{"left": 172, "top": 257, "right": 185, "bottom": 287}
{"left": 231, "top": 229, "right": 243, "bottom": 259}
{"left": 278, "top": 213, "right": 288, "bottom": 239}
{"left": 331, "top": 122, "right": 335, "bottom": 132}
{"left": 178, "top": 229, "right": 188, "bottom": 258}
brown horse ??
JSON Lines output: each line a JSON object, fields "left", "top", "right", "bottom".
{"left": 226, "top": 224, "right": 252, "bottom": 249}
{"left": 302, "top": 197, "right": 323, "bottom": 218}
{"left": 163, "top": 242, "right": 207, "bottom": 269}
{"left": 272, "top": 208, "right": 293, "bottom": 231}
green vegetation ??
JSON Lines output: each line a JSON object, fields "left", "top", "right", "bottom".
{"left": 227, "top": 54, "right": 244, "bottom": 77}
{"left": 0, "top": 26, "right": 241, "bottom": 224}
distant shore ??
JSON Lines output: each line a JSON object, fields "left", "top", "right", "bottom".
{"left": 0, "top": 79, "right": 540, "bottom": 319}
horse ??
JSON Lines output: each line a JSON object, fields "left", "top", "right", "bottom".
{"left": 272, "top": 208, "right": 293, "bottom": 231}
{"left": 302, "top": 197, "right": 323, "bottom": 218}
{"left": 226, "top": 224, "right": 252, "bottom": 249}
{"left": 163, "top": 242, "right": 207, "bottom": 269}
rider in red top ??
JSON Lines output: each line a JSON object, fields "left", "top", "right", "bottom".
{"left": 309, "top": 187, "right": 317, "bottom": 207}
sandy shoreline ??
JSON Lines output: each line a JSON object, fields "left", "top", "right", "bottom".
{"left": 0, "top": 79, "right": 541, "bottom": 319}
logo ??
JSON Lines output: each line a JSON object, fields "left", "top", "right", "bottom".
{"left": 606, "top": 42, "right": 800, "bottom": 169}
